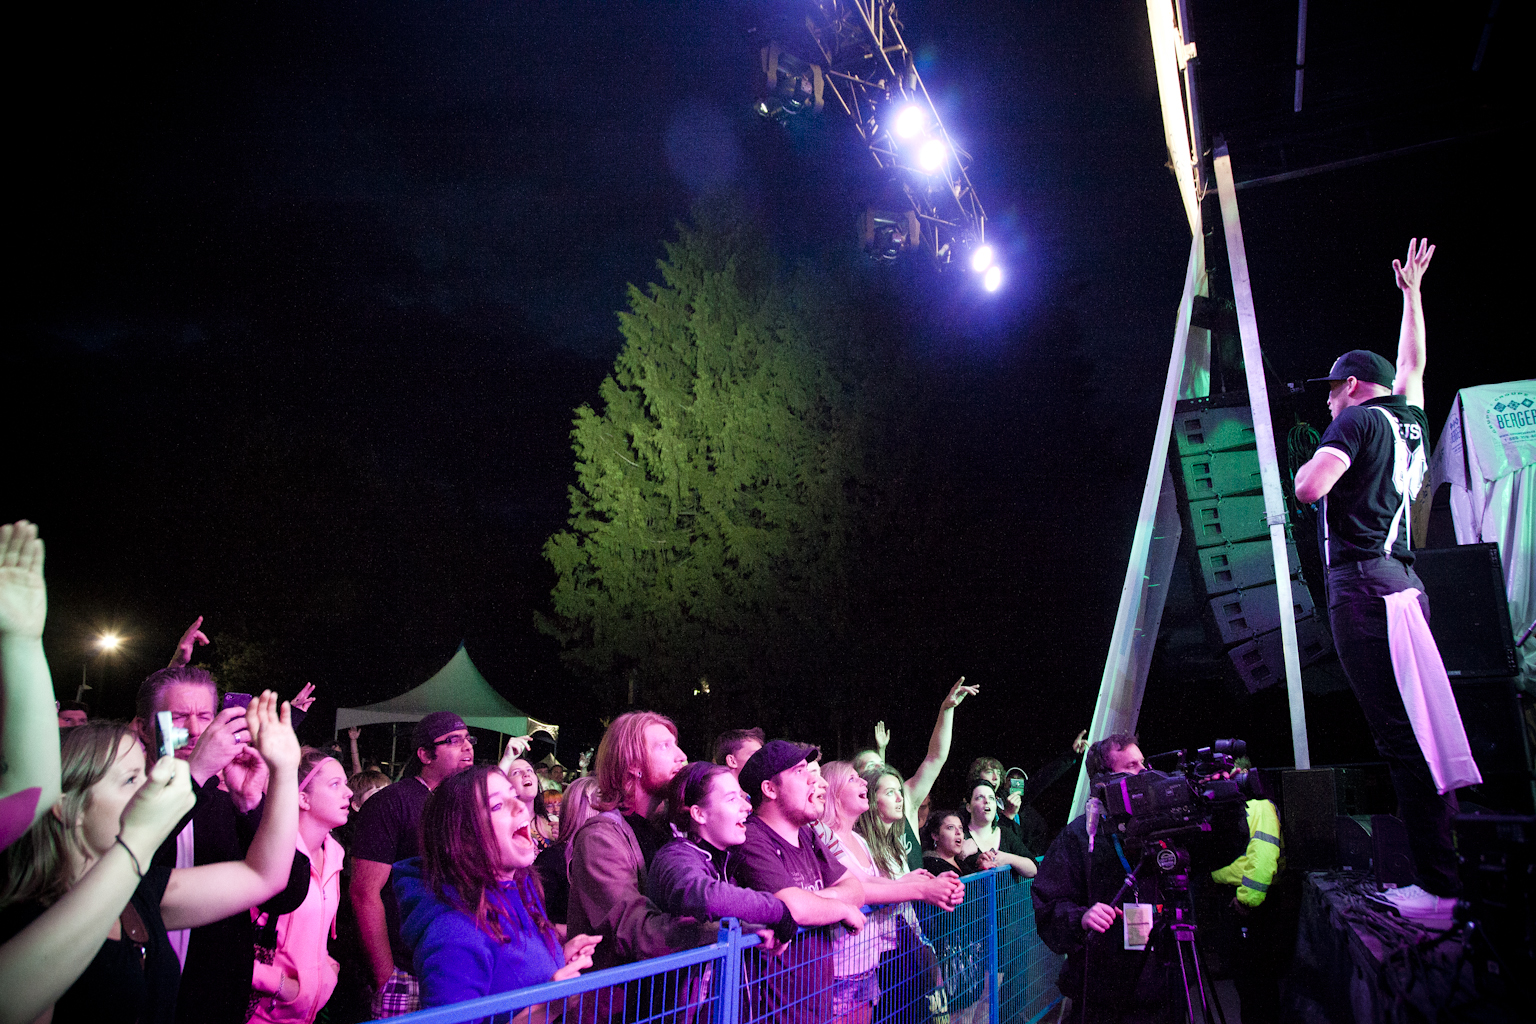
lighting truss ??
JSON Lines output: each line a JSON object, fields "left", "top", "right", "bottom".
{"left": 760, "top": 0, "right": 988, "bottom": 267}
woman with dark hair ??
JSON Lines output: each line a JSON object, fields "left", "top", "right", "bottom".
{"left": 959, "top": 780, "right": 1035, "bottom": 877}
{"left": 920, "top": 810, "right": 989, "bottom": 1024}
{"left": 645, "top": 762, "right": 795, "bottom": 939}
{"left": 392, "top": 766, "right": 601, "bottom": 1010}
{"left": 0, "top": 694, "right": 302, "bottom": 1024}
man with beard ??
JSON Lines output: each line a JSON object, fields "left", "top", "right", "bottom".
{"left": 729, "top": 741, "right": 867, "bottom": 1024}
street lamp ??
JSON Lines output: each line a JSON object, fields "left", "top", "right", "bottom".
{"left": 79, "top": 632, "right": 125, "bottom": 702}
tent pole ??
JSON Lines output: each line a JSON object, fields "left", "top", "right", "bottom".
{"left": 1213, "top": 137, "right": 1312, "bottom": 770}
{"left": 390, "top": 724, "right": 399, "bottom": 780}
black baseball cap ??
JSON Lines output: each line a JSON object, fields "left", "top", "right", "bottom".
{"left": 1307, "top": 349, "right": 1395, "bottom": 389}
{"left": 411, "top": 711, "right": 468, "bottom": 751}
{"left": 739, "top": 739, "right": 822, "bottom": 806}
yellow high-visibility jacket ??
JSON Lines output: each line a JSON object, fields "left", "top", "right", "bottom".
{"left": 1210, "top": 798, "right": 1283, "bottom": 907}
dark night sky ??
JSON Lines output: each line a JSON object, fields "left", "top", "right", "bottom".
{"left": 5, "top": 1, "right": 1518, "bottom": 804}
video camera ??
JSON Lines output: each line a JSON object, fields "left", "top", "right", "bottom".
{"left": 1093, "top": 739, "right": 1262, "bottom": 840}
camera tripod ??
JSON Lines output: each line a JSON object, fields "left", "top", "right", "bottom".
{"left": 1105, "top": 838, "right": 1229, "bottom": 1024}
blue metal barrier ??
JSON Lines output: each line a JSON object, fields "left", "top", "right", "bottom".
{"left": 386, "top": 869, "right": 1062, "bottom": 1024}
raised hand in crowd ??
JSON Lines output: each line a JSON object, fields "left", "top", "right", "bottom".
{"left": 873, "top": 720, "right": 891, "bottom": 763}
{"left": 497, "top": 733, "right": 534, "bottom": 774}
{"left": 224, "top": 744, "right": 271, "bottom": 813}
{"left": 168, "top": 615, "right": 209, "bottom": 668}
{"left": 291, "top": 682, "right": 317, "bottom": 713}
{"left": 1072, "top": 729, "right": 1089, "bottom": 754}
{"left": 187, "top": 705, "right": 254, "bottom": 787}
{"left": 0, "top": 520, "right": 61, "bottom": 851}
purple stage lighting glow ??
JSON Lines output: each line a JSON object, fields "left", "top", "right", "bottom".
{"left": 893, "top": 104, "right": 925, "bottom": 140}
{"left": 918, "top": 139, "right": 947, "bottom": 173}
{"left": 970, "top": 245, "right": 994, "bottom": 273}
{"left": 983, "top": 265, "right": 1003, "bottom": 292}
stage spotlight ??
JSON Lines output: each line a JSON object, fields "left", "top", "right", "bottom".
{"left": 893, "top": 104, "right": 925, "bottom": 140}
{"left": 970, "top": 245, "right": 994, "bottom": 273}
{"left": 917, "top": 139, "right": 947, "bottom": 173}
{"left": 97, "top": 633, "right": 121, "bottom": 651}
{"left": 983, "top": 265, "right": 1003, "bottom": 292}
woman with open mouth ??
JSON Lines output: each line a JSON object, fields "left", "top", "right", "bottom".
{"left": 646, "top": 762, "right": 796, "bottom": 939}
{"left": 393, "top": 766, "right": 602, "bottom": 1016}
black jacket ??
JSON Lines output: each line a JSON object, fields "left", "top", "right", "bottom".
{"left": 153, "top": 777, "right": 310, "bottom": 1024}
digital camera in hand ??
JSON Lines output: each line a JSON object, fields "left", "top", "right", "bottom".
{"left": 1094, "top": 739, "right": 1262, "bottom": 840}
{"left": 156, "top": 710, "right": 190, "bottom": 758}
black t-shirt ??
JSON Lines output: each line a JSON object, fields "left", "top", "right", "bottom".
{"left": 349, "top": 775, "right": 432, "bottom": 970}
{"left": 726, "top": 817, "right": 847, "bottom": 1024}
{"left": 0, "top": 865, "right": 178, "bottom": 1024}
{"left": 1315, "top": 395, "right": 1429, "bottom": 566}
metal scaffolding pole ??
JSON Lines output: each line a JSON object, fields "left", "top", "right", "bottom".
{"left": 1213, "top": 138, "right": 1312, "bottom": 769}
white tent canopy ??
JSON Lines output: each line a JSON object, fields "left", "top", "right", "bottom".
{"left": 334, "top": 644, "right": 558, "bottom": 739}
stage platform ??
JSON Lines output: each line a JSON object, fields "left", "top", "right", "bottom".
{"left": 1281, "top": 872, "right": 1517, "bottom": 1023}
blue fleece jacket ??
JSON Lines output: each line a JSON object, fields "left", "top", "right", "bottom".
{"left": 393, "top": 858, "right": 561, "bottom": 1009}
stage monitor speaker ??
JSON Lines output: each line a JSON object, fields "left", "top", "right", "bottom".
{"left": 1228, "top": 615, "right": 1333, "bottom": 692}
{"left": 1411, "top": 544, "right": 1519, "bottom": 678}
{"left": 1173, "top": 396, "right": 1256, "bottom": 456}
{"left": 1197, "top": 536, "right": 1300, "bottom": 596}
{"left": 1209, "top": 580, "right": 1317, "bottom": 645}
{"left": 1188, "top": 494, "right": 1268, "bottom": 548}
{"left": 1282, "top": 768, "right": 1337, "bottom": 870}
{"left": 1370, "top": 814, "right": 1415, "bottom": 887}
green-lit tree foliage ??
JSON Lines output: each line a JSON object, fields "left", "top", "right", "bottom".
{"left": 540, "top": 215, "right": 881, "bottom": 718}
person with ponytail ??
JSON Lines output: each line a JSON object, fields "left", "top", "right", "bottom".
{"left": 248, "top": 748, "right": 353, "bottom": 1024}
{"left": 392, "top": 766, "right": 602, "bottom": 1010}
{"left": 645, "top": 761, "right": 795, "bottom": 941}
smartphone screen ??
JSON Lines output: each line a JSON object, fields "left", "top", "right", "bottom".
{"left": 223, "top": 692, "right": 254, "bottom": 712}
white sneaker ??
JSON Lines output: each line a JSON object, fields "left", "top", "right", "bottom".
{"left": 1364, "top": 884, "right": 1456, "bottom": 926}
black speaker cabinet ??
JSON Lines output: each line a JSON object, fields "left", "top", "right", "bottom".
{"left": 1412, "top": 544, "right": 1519, "bottom": 678}
{"left": 1282, "top": 767, "right": 1339, "bottom": 870}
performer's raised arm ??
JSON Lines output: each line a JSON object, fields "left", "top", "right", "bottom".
{"left": 1391, "top": 237, "right": 1434, "bottom": 410}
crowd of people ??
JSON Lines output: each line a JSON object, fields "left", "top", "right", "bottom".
{"left": 0, "top": 522, "right": 1093, "bottom": 1024}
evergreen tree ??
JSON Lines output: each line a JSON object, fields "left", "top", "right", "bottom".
{"left": 540, "top": 215, "right": 876, "bottom": 718}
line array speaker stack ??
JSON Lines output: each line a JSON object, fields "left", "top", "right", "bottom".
{"left": 1173, "top": 393, "right": 1333, "bottom": 693}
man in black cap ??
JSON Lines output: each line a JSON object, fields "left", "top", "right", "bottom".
{"left": 1294, "top": 238, "right": 1463, "bottom": 925}
{"left": 348, "top": 711, "right": 476, "bottom": 1017}
{"left": 728, "top": 740, "right": 866, "bottom": 1024}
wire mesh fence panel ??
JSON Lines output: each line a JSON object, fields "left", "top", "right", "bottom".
{"left": 916, "top": 873, "right": 996, "bottom": 1024}
{"left": 995, "top": 876, "right": 1063, "bottom": 1024}
{"left": 371, "top": 878, "right": 1062, "bottom": 1024}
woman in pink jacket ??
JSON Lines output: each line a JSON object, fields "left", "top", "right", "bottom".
{"left": 249, "top": 748, "right": 352, "bottom": 1024}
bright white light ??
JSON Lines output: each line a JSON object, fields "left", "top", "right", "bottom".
{"left": 970, "top": 245, "right": 994, "bottom": 273}
{"left": 983, "top": 265, "right": 1003, "bottom": 292}
{"left": 917, "top": 139, "right": 947, "bottom": 172}
{"left": 893, "top": 104, "right": 925, "bottom": 140}
{"left": 97, "top": 633, "right": 121, "bottom": 651}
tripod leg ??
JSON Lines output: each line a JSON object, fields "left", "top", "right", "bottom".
{"left": 1175, "top": 939, "right": 1197, "bottom": 1024}
{"left": 1188, "top": 936, "right": 1225, "bottom": 1024}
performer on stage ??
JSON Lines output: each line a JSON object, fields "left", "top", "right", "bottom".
{"left": 1294, "top": 237, "right": 1468, "bottom": 924}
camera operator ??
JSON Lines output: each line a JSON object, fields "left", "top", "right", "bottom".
{"left": 1032, "top": 735, "right": 1173, "bottom": 1024}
